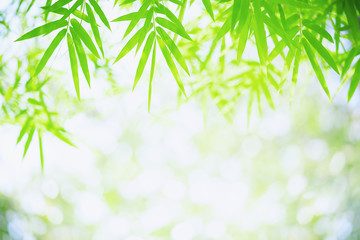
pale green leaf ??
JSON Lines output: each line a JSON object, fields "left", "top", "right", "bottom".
{"left": 71, "top": 18, "right": 100, "bottom": 58}
{"left": 67, "top": 33, "right": 80, "bottom": 99}
{"left": 16, "top": 19, "right": 67, "bottom": 41}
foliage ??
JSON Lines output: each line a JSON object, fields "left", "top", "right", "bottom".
{"left": 1, "top": 0, "right": 360, "bottom": 167}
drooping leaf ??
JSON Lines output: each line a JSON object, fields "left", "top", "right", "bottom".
{"left": 303, "top": 30, "right": 339, "bottom": 74}
{"left": 344, "top": 0, "right": 360, "bottom": 43}
{"left": 23, "top": 125, "right": 36, "bottom": 158}
{"left": 156, "top": 27, "right": 189, "bottom": 75}
{"left": 70, "top": 19, "right": 100, "bottom": 58}
{"left": 237, "top": 14, "right": 252, "bottom": 61}
{"left": 302, "top": 38, "right": 331, "bottom": 99}
{"left": 70, "top": 27, "right": 91, "bottom": 86}
{"left": 114, "top": 24, "right": 152, "bottom": 63}
{"left": 89, "top": 0, "right": 111, "bottom": 30}
{"left": 157, "top": 36, "right": 186, "bottom": 97}
{"left": 133, "top": 31, "right": 155, "bottom": 90}
{"left": 123, "top": 0, "right": 151, "bottom": 38}
{"left": 155, "top": 3, "right": 188, "bottom": 34}
{"left": 86, "top": 3, "right": 104, "bottom": 56}
{"left": 67, "top": 33, "right": 80, "bottom": 99}
{"left": 342, "top": 48, "right": 359, "bottom": 79}
{"left": 303, "top": 19, "right": 334, "bottom": 43}
{"left": 202, "top": 0, "right": 215, "bottom": 21}
{"left": 136, "top": 8, "right": 153, "bottom": 52}
{"left": 112, "top": 12, "right": 142, "bottom": 22}
{"left": 42, "top": 0, "right": 72, "bottom": 12}
{"left": 155, "top": 17, "right": 191, "bottom": 40}
{"left": 148, "top": 42, "right": 156, "bottom": 112}
{"left": 35, "top": 28, "right": 67, "bottom": 76}
{"left": 15, "top": 19, "right": 67, "bottom": 41}
{"left": 59, "top": 0, "right": 83, "bottom": 21}
{"left": 253, "top": 1, "right": 268, "bottom": 65}
{"left": 347, "top": 59, "right": 360, "bottom": 101}
{"left": 17, "top": 117, "right": 32, "bottom": 144}
{"left": 38, "top": 129, "right": 44, "bottom": 172}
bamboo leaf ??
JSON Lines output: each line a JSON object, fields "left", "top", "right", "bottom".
{"left": 17, "top": 117, "right": 32, "bottom": 144}
{"left": 133, "top": 31, "right": 155, "bottom": 90}
{"left": 303, "top": 30, "right": 339, "bottom": 74}
{"left": 89, "top": 0, "right": 111, "bottom": 30}
{"left": 38, "top": 129, "right": 44, "bottom": 172}
{"left": 342, "top": 48, "right": 359, "bottom": 79}
{"left": 155, "top": 3, "right": 188, "bottom": 33}
{"left": 303, "top": 20, "right": 334, "bottom": 43}
{"left": 42, "top": 0, "right": 72, "bottom": 12}
{"left": 70, "top": 18, "right": 100, "bottom": 58}
{"left": 70, "top": 27, "right": 91, "bottom": 87}
{"left": 112, "top": 12, "right": 141, "bottom": 22}
{"left": 348, "top": 59, "right": 360, "bottom": 101}
{"left": 136, "top": 8, "right": 153, "bottom": 52}
{"left": 237, "top": 14, "right": 252, "bottom": 60}
{"left": 157, "top": 36, "right": 186, "bottom": 97}
{"left": 253, "top": 1, "right": 268, "bottom": 65}
{"left": 35, "top": 28, "right": 67, "bottom": 76}
{"left": 155, "top": 17, "right": 191, "bottom": 40}
{"left": 86, "top": 3, "right": 103, "bottom": 56}
{"left": 60, "top": 0, "right": 83, "bottom": 21}
{"left": 202, "top": 0, "right": 215, "bottom": 21}
{"left": 302, "top": 38, "right": 331, "bottom": 99}
{"left": 156, "top": 27, "right": 189, "bottom": 75}
{"left": 123, "top": 0, "right": 151, "bottom": 37}
{"left": 114, "top": 24, "right": 152, "bottom": 63}
{"left": 67, "top": 33, "right": 80, "bottom": 99}
{"left": 148, "top": 42, "right": 156, "bottom": 112}
{"left": 23, "top": 125, "right": 35, "bottom": 158}
{"left": 16, "top": 19, "right": 67, "bottom": 41}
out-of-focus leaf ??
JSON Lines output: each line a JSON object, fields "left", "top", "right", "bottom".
{"left": 133, "top": 31, "right": 155, "bottom": 90}
{"left": 15, "top": 19, "right": 67, "bottom": 41}
{"left": 67, "top": 33, "right": 80, "bottom": 99}
{"left": 70, "top": 19, "right": 100, "bottom": 58}
{"left": 38, "top": 130, "right": 44, "bottom": 172}
{"left": 344, "top": 0, "right": 360, "bottom": 42}
{"left": 17, "top": 117, "right": 32, "bottom": 144}
{"left": 157, "top": 36, "right": 186, "bottom": 97}
{"left": 35, "top": 28, "right": 67, "bottom": 76}
{"left": 342, "top": 48, "right": 359, "bottom": 79}
{"left": 302, "top": 38, "right": 331, "bottom": 99}
{"left": 202, "top": 0, "right": 215, "bottom": 21}
{"left": 23, "top": 126, "right": 35, "bottom": 158}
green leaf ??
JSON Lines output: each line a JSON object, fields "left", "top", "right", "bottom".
{"left": 253, "top": 1, "right": 268, "bottom": 65}
{"left": 236, "top": 0, "right": 250, "bottom": 33}
{"left": 23, "top": 125, "right": 35, "bottom": 158}
{"left": 156, "top": 27, "right": 189, "bottom": 75}
{"left": 157, "top": 36, "right": 186, "bottom": 97}
{"left": 155, "top": 17, "right": 191, "bottom": 40}
{"left": 60, "top": 0, "right": 83, "bottom": 20}
{"left": 89, "top": 0, "right": 111, "bottom": 30}
{"left": 35, "top": 28, "right": 67, "bottom": 76}
{"left": 17, "top": 117, "right": 32, "bottom": 144}
{"left": 86, "top": 3, "right": 104, "bottom": 56}
{"left": 53, "top": 8, "right": 91, "bottom": 23}
{"left": 114, "top": 24, "right": 152, "bottom": 63}
{"left": 232, "top": 0, "right": 240, "bottom": 30}
{"left": 155, "top": 3, "right": 188, "bottom": 34}
{"left": 70, "top": 19, "right": 100, "bottom": 58}
{"left": 342, "top": 48, "right": 359, "bottom": 79}
{"left": 202, "top": 0, "right": 214, "bottom": 21}
{"left": 148, "top": 42, "right": 156, "bottom": 112}
{"left": 302, "top": 38, "right": 331, "bottom": 99}
{"left": 344, "top": 0, "right": 360, "bottom": 43}
{"left": 237, "top": 14, "right": 252, "bottom": 60}
{"left": 38, "top": 129, "right": 44, "bottom": 172}
{"left": 133, "top": 31, "right": 155, "bottom": 90}
{"left": 136, "top": 8, "right": 153, "bottom": 52}
{"left": 290, "top": 46, "right": 301, "bottom": 102}
{"left": 303, "top": 30, "right": 339, "bottom": 74}
{"left": 15, "top": 19, "right": 67, "bottom": 41}
{"left": 348, "top": 59, "right": 360, "bottom": 101}
{"left": 303, "top": 20, "right": 334, "bottom": 43}
{"left": 51, "top": 129, "right": 76, "bottom": 147}
{"left": 123, "top": 0, "right": 151, "bottom": 38}
{"left": 42, "top": 0, "right": 72, "bottom": 12}
{"left": 112, "top": 12, "right": 144, "bottom": 22}
{"left": 67, "top": 33, "right": 80, "bottom": 99}
{"left": 70, "top": 27, "right": 91, "bottom": 87}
